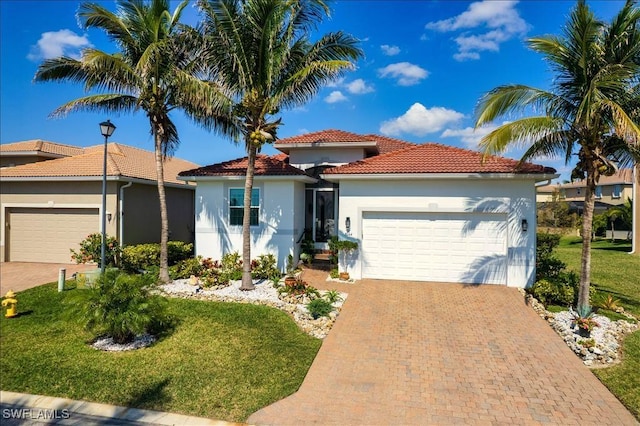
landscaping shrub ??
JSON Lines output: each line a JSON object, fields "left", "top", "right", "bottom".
{"left": 530, "top": 279, "right": 575, "bottom": 307}
{"left": 323, "top": 289, "right": 343, "bottom": 304}
{"left": 170, "top": 257, "right": 204, "bottom": 280}
{"left": 306, "top": 298, "right": 333, "bottom": 319}
{"left": 70, "top": 233, "right": 120, "bottom": 267}
{"left": 67, "top": 269, "right": 173, "bottom": 344}
{"left": 121, "top": 241, "right": 194, "bottom": 272}
{"left": 536, "top": 233, "right": 566, "bottom": 281}
{"left": 220, "top": 252, "right": 243, "bottom": 282}
{"left": 251, "top": 254, "right": 280, "bottom": 280}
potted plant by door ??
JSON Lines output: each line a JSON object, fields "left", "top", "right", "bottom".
{"left": 334, "top": 240, "right": 358, "bottom": 280}
{"left": 284, "top": 254, "right": 299, "bottom": 286}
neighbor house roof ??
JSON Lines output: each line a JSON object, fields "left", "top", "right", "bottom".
{"left": 323, "top": 143, "right": 556, "bottom": 175}
{"left": 0, "top": 140, "right": 85, "bottom": 157}
{"left": 0, "top": 143, "right": 198, "bottom": 185}
{"left": 557, "top": 168, "right": 634, "bottom": 188}
{"left": 275, "top": 129, "right": 375, "bottom": 145}
{"left": 178, "top": 154, "right": 314, "bottom": 180}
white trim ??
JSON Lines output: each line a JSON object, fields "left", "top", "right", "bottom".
{"left": 0, "top": 176, "right": 194, "bottom": 189}
{"left": 0, "top": 151, "right": 66, "bottom": 159}
{"left": 1, "top": 202, "right": 102, "bottom": 248}
{"left": 178, "top": 175, "right": 316, "bottom": 184}
{"left": 321, "top": 172, "right": 559, "bottom": 182}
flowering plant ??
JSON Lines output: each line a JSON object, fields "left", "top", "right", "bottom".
{"left": 574, "top": 316, "right": 599, "bottom": 333}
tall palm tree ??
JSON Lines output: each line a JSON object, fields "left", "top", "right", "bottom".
{"left": 197, "top": 0, "right": 362, "bottom": 290}
{"left": 34, "top": 0, "right": 232, "bottom": 283}
{"left": 475, "top": 0, "right": 640, "bottom": 312}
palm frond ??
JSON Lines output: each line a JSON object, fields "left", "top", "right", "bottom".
{"left": 49, "top": 94, "right": 139, "bottom": 117}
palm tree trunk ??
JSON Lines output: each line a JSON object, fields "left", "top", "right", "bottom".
{"left": 240, "top": 143, "right": 257, "bottom": 291}
{"left": 633, "top": 164, "right": 639, "bottom": 256}
{"left": 577, "top": 171, "right": 596, "bottom": 311}
{"left": 154, "top": 133, "right": 170, "bottom": 284}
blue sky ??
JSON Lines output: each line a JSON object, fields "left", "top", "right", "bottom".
{"left": 0, "top": 0, "right": 627, "bottom": 181}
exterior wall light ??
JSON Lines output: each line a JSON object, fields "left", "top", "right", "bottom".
{"left": 345, "top": 217, "right": 351, "bottom": 233}
{"left": 521, "top": 219, "right": 528, "bottom": 232}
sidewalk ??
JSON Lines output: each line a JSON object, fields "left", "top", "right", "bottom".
{"left": 1, "top": 391, "right": 243, "bottom": 426}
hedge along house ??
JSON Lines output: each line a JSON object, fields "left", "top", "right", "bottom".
{"left": 179, "top": 130, "right": 557, "bottom": 288}
{"left": 0, "top": 140, "right": 198, "bottom": 263}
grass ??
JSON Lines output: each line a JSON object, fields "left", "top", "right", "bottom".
{"left": 0, "top": 281, "right": 321, "bottom": 422}
{"left": 554, "top": 236, "right": 640, "bottom": 418}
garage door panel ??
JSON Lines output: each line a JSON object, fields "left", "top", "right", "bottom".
{"left": 7, "top": 208, "right": 99, "bottom": 263}
{"left": 362, "top": 211, "right": 507, "bottom": 284}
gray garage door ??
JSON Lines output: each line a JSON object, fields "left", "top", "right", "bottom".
{"left": 7, "top": 208, "right": 99, "bottom": 263}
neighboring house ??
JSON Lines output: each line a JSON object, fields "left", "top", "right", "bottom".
{"left": 536, "top": 169, "right": 634, "bottom": 205}
{"left": 0, "top": 140, "right": 198, "bottom": 263}
{"left": 179, "top": 130, "right": 557, "bottom": 288}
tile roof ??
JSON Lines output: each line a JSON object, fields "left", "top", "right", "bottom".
{"left": 179, "top": 154, "right": 312, "bottom": 178}
{"left": 0, "top": 140, "right": 85, "bottom": 157}
{"left": 275, "top": 129, "right": 376, "bottom": 145}
{"left": 0, "top": 143, "right": 198, "bottom": 185}
{"left": 363, "top": 134, "right": 414, "bottom": 154}
{"left": 323, "top": 143, "right": 556, "bottom": 175}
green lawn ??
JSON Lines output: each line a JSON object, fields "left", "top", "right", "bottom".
{"left": 0, "top": 282, "right": 321, "bottom": 422}
{"left": 555, "top": 236, "right": 640, "bottom": 418}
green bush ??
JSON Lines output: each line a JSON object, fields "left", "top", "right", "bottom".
{"left": 121, "top": 241, "right": 194, "bottom": 272}
{"left": 67, "top": 269, "right": 173, "bottom": 344}
{"left": 251, "top": 254, "right": 280, "bottom": 280}
{"left": 324, "top": 289, "right": 343, "bottom": 304}
{"left": 536, "top": 233, "right": 567, "bottom": 281}
{"left": 306, "top": 298, "right": 333, "bottom": 319}
{"left": 169, "top": 257, "right": 204, "bottom": 280}
{"left": 330, "top": 268, "right": 339, "bottom": 279}
{"left": 70, "top": 233, "right": 120, "bottom": 267}
{"left": 220, "top": 252, "right": 243, "bottom": 282}
{"left": 530, "top": 279, "right": 575, "bottom": 307}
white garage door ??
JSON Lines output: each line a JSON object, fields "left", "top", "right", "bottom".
{"left": 7, "top": 208, "right": 99, "bottom": 263}
{"left": 362, "top": 211, "right": 507, "bottom": 284}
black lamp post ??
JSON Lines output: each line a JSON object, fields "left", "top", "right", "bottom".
{"left": 99, "top": 120, "right": 116, "bottom": 274}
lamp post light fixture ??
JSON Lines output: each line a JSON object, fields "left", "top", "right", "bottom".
{"left": 99, "top": 120, "right": 116, "bottom": 274}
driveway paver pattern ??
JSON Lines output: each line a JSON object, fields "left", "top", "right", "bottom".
{"left": 1, "top": 262, "right": 94, "bottom": 294}
{"left": 249, "top": 276, "right": 637, "bottom": 425}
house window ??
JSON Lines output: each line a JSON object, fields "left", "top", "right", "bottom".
{"left": 612, "top": 184, "right": 622, "bottom": 198}
{"left": 595, "top": 186, "right": 602, "bottom": 199}
{"left": 229, "top": 188, "right": 259, "bottom": 226}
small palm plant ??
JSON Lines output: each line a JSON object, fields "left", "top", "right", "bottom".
{"left": 69, "top": 269, "right": 173, "bottom": 344}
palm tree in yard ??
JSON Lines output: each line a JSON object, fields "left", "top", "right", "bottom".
{"left": 475, "top": 0, "right": 640, "bottom": 313}
{"left": 196, "top": 0, "right": 362, "bottom": 290}
{"left": 34, "top": 0, "right": 232, "bottom": 283}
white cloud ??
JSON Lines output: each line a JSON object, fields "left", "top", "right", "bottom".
{"left": 27, "top": 29, "right": 91, "bottom": 61}
{"left": 324, "top": 90, "right": 348, "bottom": 104}
{"left": 425, "top": 0, "right": 528, "bottom": 61}
{"left": 441, "top": 124, "right": 499, "bottom": 148}
{"left": 346, "top": 79, "right": 374, "bottom": 94}
{"left": 380, "top": 103, "right": 464, "bottom": 137}
{"left": 380, "top": 44, "right": 400, "bottom": 56}
{"left": 325, "top": 77, "right": 345, "bottom": 88}
{"left": 377, "top": 62, "right": 429, "bottom": 86}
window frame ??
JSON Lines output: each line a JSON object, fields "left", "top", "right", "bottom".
{"left": 612, "top": 184, "right": 622, "bottom": 199}
{"left": 594, "top": 186, "right": 602, "bottom": 199}
{"left": 229, "top": 187, "right": 260, "bottom": 226}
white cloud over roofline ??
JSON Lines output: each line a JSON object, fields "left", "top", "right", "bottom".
{"left": 377, "top": 62, "right": 429, "bottom": 86}
{"left": 380, "top": 103, "right": 464, "bottom": 137}
{"left": 27, "top": 29, "right": 91, "bottom": 61}
{"left": 324, "top": 90, "right": 348, "bottom": 104}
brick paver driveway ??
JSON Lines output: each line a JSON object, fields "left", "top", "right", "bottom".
{"left": 0, "top": 262, "right": 94, "bottom": 294}
{"left": 249, "top": 278, "right": 637, "bottom": 425}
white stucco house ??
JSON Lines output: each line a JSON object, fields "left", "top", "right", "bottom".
{"left": 178, "top": 130, "right": 557, "bottom": 288}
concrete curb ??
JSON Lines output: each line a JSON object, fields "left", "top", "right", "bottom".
{"left": 1, "top": 391, "right": 244, "bottom": 425}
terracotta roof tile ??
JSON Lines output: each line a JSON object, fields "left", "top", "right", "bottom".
{"left": 276, "top": 129, "right": 377, "bottom": 145}
{"left": 363, "top": 134, "right": 415, "bottom": 154}
{"left": 0, "top": 143, "right": 198, "bottom": 184}
{"left": 559, "top": 168, "right": 634, "bottom": 188}
{"left": 179, "top": 154, "right": 311, "bottom": 178}
{"left": 1, "top": 140, "right": 85, "bottom": 157}
{"left": 323, "top": 143, "right": 556, "bottom": 175}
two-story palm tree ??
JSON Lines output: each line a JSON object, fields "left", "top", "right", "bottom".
{"left": 196, "top": 0, "right": 363, "bottom": 290}
{"left": 34, "top": 0, "right": 233, "bottom": 283}
{"left": 475, "top": 0, "right": 640, "bottom": 312}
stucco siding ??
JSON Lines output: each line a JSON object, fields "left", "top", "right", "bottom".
{"left": 288, "top": 148, "right": 366, "bottom": 170}
{"left": 194, "top": 179, "right": 298, "bottom": 268}
{"left": 336, "top": 178, "right": 537, "bottom": 288}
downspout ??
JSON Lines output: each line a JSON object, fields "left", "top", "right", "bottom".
{"left": 119, "top": 181, "right": 133, "bottom": 247}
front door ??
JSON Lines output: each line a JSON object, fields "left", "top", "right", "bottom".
{"left": 305, "top": 188, "right": 337, "bottom": 248}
